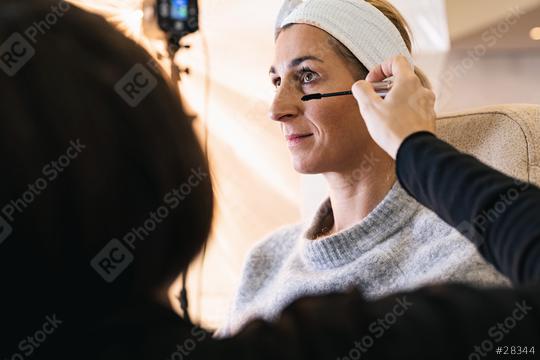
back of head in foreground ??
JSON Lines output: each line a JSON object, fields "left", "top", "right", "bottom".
{"left": 0, "top": 0, "right": 213, "bottom": 357}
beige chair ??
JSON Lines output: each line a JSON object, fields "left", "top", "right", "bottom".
{"left": 437, "top": 104, "right": 540, "bottom": 186}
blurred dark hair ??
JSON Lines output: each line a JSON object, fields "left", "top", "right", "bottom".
{"left": 0, "top": 0, "right": 213, "bottom": 344}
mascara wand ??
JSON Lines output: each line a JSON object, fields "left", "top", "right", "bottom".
{"left": 302, "top": 81, "right": 393, "bottom": 101}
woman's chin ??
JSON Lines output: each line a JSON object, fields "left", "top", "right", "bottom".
{"left": 291, "top": 158, "right": 321, "bottom": 174}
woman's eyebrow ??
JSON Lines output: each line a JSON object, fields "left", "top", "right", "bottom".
{"left": 269, "top": 55, "right": 324, "bottom": 74}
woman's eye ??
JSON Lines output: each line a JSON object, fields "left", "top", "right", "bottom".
{"left": 272, "top": 78, "right": 281, "bottom": 88}
{"left": 300, "top": 71, "right": 318, "bottom": 85}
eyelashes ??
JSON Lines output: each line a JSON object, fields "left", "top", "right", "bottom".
{"left": 298, "top": 67, "right": 319, "bottom": 85}
{"left": 271, "top": 67, "right": 320, "bottom": 88}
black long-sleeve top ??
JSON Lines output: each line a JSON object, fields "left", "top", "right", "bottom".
{"left": 396, "top": 132, "right": 540, "bottom": 285}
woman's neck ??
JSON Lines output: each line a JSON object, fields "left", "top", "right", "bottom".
{"left": 322, "top": 147, "right": 396, "bottom": 236}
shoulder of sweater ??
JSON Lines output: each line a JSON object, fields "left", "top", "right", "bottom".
{"left": 225, "top": 223, "right": 305, "bottom": 321}
{"left": 247, "top": 223, "right": 304, "bottom": 259}
{"left": 237, "top": 223, "right": 304, "bottom": 282}
{"left": 408, "top": 204, "right": 458, "bottom": 238}
{"left": 407, "top": 206, "right": 511, "bottom": 284}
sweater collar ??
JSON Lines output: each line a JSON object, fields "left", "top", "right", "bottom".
{"left": 300, "top": 181, "right": 419, "bottom": 270}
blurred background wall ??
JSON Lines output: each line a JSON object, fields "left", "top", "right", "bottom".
{"left": 69, "top": 0, "right": 540, "bottom": 329}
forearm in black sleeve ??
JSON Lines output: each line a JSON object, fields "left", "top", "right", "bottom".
{"left": 396, "top": 132, "right": 540, "bottom": 285}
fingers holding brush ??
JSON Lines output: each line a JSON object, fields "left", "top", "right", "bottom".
{"left": 352, "top": 55, "right": 436, "bottom": 159}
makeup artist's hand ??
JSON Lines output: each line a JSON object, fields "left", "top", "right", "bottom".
{"left": 351, "top": 55, "right": 436, "bottom": 159}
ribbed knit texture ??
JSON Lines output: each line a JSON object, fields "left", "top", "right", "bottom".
{"left": 217, "top": 182, "right": 511, "bottom": 337}
{"left": 276, "top": 0, "right": 414, "bottom": 70}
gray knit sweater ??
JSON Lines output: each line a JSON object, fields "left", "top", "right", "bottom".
{"left": 218, "top": 182, "right": 510, "bottom": 336}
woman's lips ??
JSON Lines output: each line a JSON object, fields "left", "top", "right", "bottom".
{"left": 286, "top": 134, "right": 313, "bottom": 147}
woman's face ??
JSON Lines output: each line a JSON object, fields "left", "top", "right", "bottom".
{"left": 270, "top": 24, "right": 373, "bottom": 174}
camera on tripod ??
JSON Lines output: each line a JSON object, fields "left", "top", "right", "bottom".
{"left": 142, "top": 0, "right": 199, "bottom": 81}
{"left": 143, "top": 0, "right": 198, "bottom": 40}
{"left": 157, "top": 0, "right": 198, "bottom": 38}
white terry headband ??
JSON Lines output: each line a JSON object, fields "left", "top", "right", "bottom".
{"left": 275, "top": 0, "right": 415, "bottom": 72}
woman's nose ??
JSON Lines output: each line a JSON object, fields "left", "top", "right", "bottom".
{"left": 269, "top": 83, "right": 301, "bottom": 122}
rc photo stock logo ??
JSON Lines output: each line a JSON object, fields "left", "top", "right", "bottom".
{"left": 454, "top": 178, "right": 531, "bottom": 249}
{"left": 90, "top": 239, "right": 135, "bottom": 284}
{"left": 0, "top": 33, "right": 35, "bottom": 77}
{"left": 0, "top": 139, "right": 86, "bottom": 246}
{"left": 90, "top": 166, "right": 209, "bottom": 283}
{"left": 0, "top": 214, "right": 13, "bottom": 245}
{"left": 0, "top": 0, "right": 70, "bottom": 76}
{"left": 3, "top": 314, "right": 63, "bottom": 360}
{"left": 114, "top": 60, "right": 159, "bottom": 107}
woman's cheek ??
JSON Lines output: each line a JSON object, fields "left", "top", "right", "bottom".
{"left": 314, "top": 99, "right": 349, "bottom": 132}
